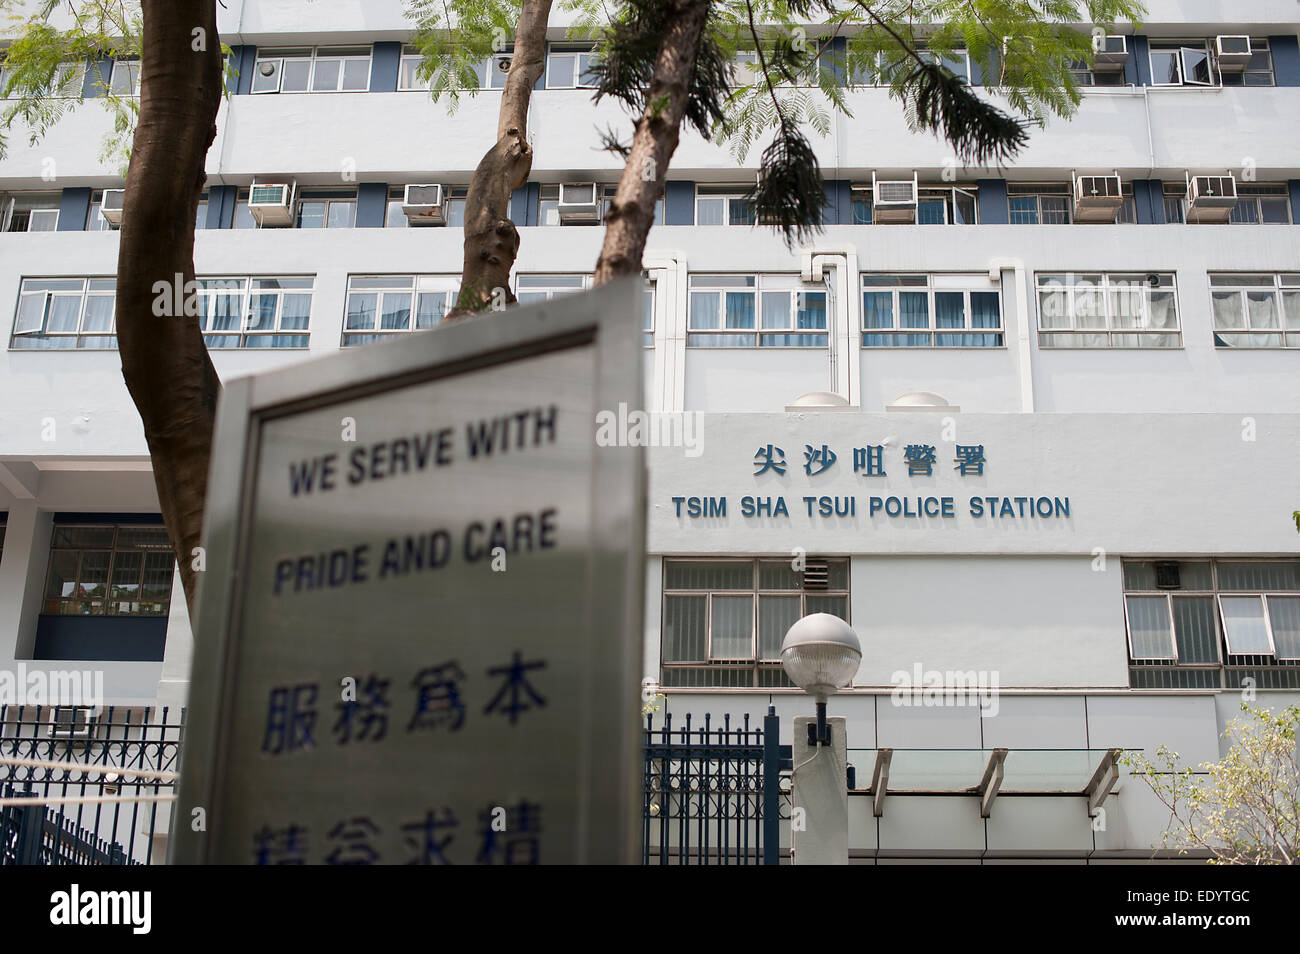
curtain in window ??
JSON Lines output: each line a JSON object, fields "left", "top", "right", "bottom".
{"left": 1127, "top": 597, "right": 1175, "bottom": 658}
{"left": 662, "top": 595, "right": 706, "bottom": 662}
{"left": 1217, "top": 561, "right": 1300, "bottom": 591}
{"left": 758, "top": 595, "right": 800, "bottom": 660}
{"left": 1220, "top": 596, "right": 1272, "bottom": 655}
{"left": 933, "top": 291, "right": 967, "bottom": 346}
{"left": 1172, "top": 596, "right": 1218, "bottom": 664}
{"left": 380, "top": 292, "right": 412, "bottom": 330}
{"left": 710, "top": 595, "right": 753, "bottom": 658}
{"left": 1268, "top": 597, "right": 1300, "bottom": 659}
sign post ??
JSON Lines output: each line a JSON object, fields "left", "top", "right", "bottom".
{"left": 171, "top": 280, "right": 645, "bottom": 865}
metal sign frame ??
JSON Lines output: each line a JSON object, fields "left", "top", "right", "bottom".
{"left": 170, "top": 279, "right": 645, "bottom": 864}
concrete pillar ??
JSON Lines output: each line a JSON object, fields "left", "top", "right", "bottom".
{"left": 791, "top": 715, "right": 848, "bottom": 864}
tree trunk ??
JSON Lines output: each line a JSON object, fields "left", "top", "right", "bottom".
{"left": 116, "top": 0, "right": 223, "bottom": 619}
{"left": 593, "top": 0, "right": 711, "bottom": 285}
{"left": 445, "top": 0, "right": 554, "bottom": 320}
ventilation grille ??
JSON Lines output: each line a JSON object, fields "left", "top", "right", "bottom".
{"left": 802, "top": 560, "right": 830, "bottom": 590}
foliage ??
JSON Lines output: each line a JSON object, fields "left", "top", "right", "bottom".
{"left": 404, "top": 0, "right": 1144, "bottom": 248}
{"left": 0, "top": 0, "right": 234, "bottom": 171}
{"left": 1121, "top": 703, "right": 1300, "bottom": 864}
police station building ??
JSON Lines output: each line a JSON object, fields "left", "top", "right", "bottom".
{"left": 2, "top": 1, "right": 1300, "bottom": 863}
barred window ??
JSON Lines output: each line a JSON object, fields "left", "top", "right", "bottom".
{"left": 44, "top": 523, "right": 175, "bottom": 618}
{"left": 1125, "top": 559, "right": 1300, "bottom": 690}
{"left": 661, "top": 558, "right": 849, "bottom": 689}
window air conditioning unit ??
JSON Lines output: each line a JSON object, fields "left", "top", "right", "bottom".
{"left": 557, "top": 182, "right": 601, "bottom": 223}
{"left": 402, "top": 183, "right": 446, "bottom": 225}
{"left": 871, "top": 171, "right": 918, "bottom": 223}
{"left": 1093, "top": 34, "right": 1128, "bottom": 70}
{"left": 1072, "top": 172, "right": 1123, "bottom": 223}
{"left": 1186, "top": 173, "right": 1237, "bottom": 223}
{"left": 247, "top": 180, "right": 296, "bottom": 227}
{"left": 1214, "top": 35, "right": 1252, "bottom": 71}
{"left": 100, "top": 188, "right": 126, "bottom": 225}
{"left": 48, "top": 707, "right": 93, "bottom": 739}
{"left": 802, "top": 560, "right": 830, "bottom": 590}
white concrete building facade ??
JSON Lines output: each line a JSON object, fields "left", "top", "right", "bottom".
{"left": 2, "top": 0, "right": 1299, "bottom": 862}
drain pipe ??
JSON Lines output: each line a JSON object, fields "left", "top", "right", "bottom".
{"left": 987, "top": 256, "right": 1034, "bottom": 413}
{"left": 643, "top": 251, "right": 688, "bottom": 413}
{"left": 801, "top": 246, "right": 858, "bottom": 406}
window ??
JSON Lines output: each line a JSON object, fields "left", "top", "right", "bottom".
{"left": 688, "top": 274, "right": 827, "bottom": 347}
{"left": 642, "top": 278, "right": 655, "bottom": 348}
{"left": 343, "top": 275, "right": 457, "bottom": 346}
{"left": 295, "top": 191, "right": 356, "bottom": 229}
{"left": 538, "top": 185, "right": 608, "bottom": 226}
{"left": 1008, "top": 183, "right": 1071, "bottom": 224}
{"left": 398, "top": 45, "right": 425, "bottom": 90}
{"left": 1219, "top": 37, "right": 1274, "bottom": 87}
{"left": 232, "top": 188, "right": 257, "bottom": 229}
{"left": 251, "top": 47, "right": 371, "bottom": 93}
{"left": 44, "top": 523, "right": 174, "bottom": 618}
{"left": 1209, "top": 273, "right": 1300, "bottom": 348}
{"left": 847, "top": 47, "right": 956, "bottom": 86}
{"left": 602, "top": 186, "right": 664, "bottom": 227}
{"left": 695, "top": 186, "right": 754, "bottom": 226}
{"left": 661, "top": 558, "right": 849, "bottom": 689}
{"left": 109, "top": 58, "right": 140, "bottom": 95}
{"left": 1116, "top": 182, "right": 1137, "bottom": 224}
{"left": 1161, "top": 182, "right": 1186, "bottom": 223}
{"left": 1068, "top": 60, "right": 1127, "bottom": 87}
{"left": 477, "top": 49, "right": 514, "bottom": 89}
{"left": 196, "top": 277, "right": 313, "bottom": 349}
{"left": 546, "top": 45, "right": 598, "bottom": 88}
{"left": 3, "top": 193, "right": 60, "bottom": 232}
{"left": 1229, "top": 184, "right": 1291, "bottom": 224}
{"left": 851, "top": 185, "right": 977, "bottom": 225}
{"left": 11, "top": 278, "right": 117, "bottom": 350}
{"left": 1036, "top": 272, "right": 1180, "bottom": 348}
{"left": 515, "top": 274, "right": 590, "bottom": 305}
{"left": 1149, "top": 40, "right": 1216, "bottom": 86}
{"left": 862, "top": 274, "right": 1002, "bottom": 347}
{"left": 1125, "top": 560, "right": 1300, "bottom": 690}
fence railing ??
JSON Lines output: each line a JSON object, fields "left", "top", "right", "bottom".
{"left": 4, "top": 703, "right": 788, "bottom": 865}
{"left": 0, "top": 705, "right": 183, "bottom": 866}
{"left": 642, "top": 707, "right": 790, "bottom": 865}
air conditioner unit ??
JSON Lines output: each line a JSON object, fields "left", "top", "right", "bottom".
{"left": 1093, "top": 34, "right": 1128, "bottom": 70}
{"left": 100, "top": 188, "right": 126, "bottom": 225}
{"left": 1072, "top": 172, "right": 1123, "bottom": 223}
{"left": 1186, "top": 173, "right": 1237, "bottom": 223}
{"left": 247, "top": 180, "right": 296, "bottom": 227}
{"left": 402, "top": 183, "right": 446, "bottom": 225}
{"left": 1215, "top": 35, "right": 1252, "bottom": 71}
{"left": 48, "top": 707, "right": 93, "bottom": 739}
{"left": 871, "top": 172, "right": 917, "bottom": 223}
{"left": 557, "top": 182, "right": 601, "bottom": 223}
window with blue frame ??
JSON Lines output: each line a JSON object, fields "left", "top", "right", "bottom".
{"left": 688, "top": 274, "right": 828, "bottom": 347}
{"left": 862, "top": 274, "right": 1003, "bottom": 347}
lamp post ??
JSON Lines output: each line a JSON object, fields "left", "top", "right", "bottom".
{"left": 780, "top": 613, "right": 862, "bottom": 746}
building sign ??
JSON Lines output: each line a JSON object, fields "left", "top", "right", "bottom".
{"left": 171, "top": 281, "right": 645, "bottom": 865}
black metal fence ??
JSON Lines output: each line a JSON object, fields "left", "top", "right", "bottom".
{"left": 642, "top": 707, "right": 790, "bottom": 865}
{"left": 3, "top": 703, "right": 786, "bottom": 865}
{"left": 0, "top": 705, "right": 183, "bottom": 866}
